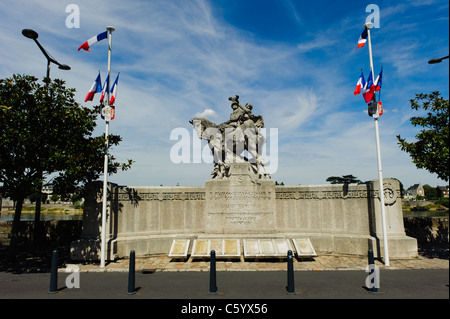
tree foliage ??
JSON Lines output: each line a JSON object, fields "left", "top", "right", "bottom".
{"left": 0, "top": 74, "right": 133, "bottom": 223}
{"left": 422, "top": 184, "right": 440, "bottom": 200}
{"left": 326, "top": 174, "right": 363, "bottom": 184}
{"left": 397, "top": 91, "right": 449, "bottom": 182}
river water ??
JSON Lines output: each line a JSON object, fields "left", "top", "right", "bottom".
{"left": 0, "top": 213, "right": 82, "bottom": 221}
{"left": 402, "top": 209, "right": 449, "bottom": 218}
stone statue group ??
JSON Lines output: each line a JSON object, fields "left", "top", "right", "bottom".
{"left": 190, "top": 95, "right": 269, "bottom": 179}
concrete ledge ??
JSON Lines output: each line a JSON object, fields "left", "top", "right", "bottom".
{"left": 374, "top": 236, "right": 419, "bottom": 259}
{"left": 71, "top": 232, "right": 420, "bottom": 261}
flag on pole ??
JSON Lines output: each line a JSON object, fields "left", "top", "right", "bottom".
{"left": 363, "top": 72, "right": 374, "bottom": 102}
{"left": 353, "top": 71, "right": 365, "bottom": 95}
{"left": 110, "top": 73, "right": 120, "bottom": 105}
{"left": 373, "top": 68, "right": 383, "bottom": 92}
{"left": 100, "top": 74, "right": 109, "bottom": 105}
{"left": 84, "top": 72, "right": 102, "bottom": 102}
{"left": 78, "top": 31, "right": 108, "bottom": 52}
{"left": 356, "top": 27, "right": 368, "bottom": 50}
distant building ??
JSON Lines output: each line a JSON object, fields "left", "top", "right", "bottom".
{"left": 404, "top": 184, "right": 425, "bottom": 200}
{"left": 42, "top": 183, "right": 54, "bottom": 195}
{"left": 437, "top": 185, "right": 449, "bottom": 198}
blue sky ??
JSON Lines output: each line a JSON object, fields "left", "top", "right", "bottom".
{"left": 0, "top": 0, "right": 448, "bottom": 189}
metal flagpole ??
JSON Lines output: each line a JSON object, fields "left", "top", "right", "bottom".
{"left": 100, "top": 26, "right": 115, "bottom": 269}
{"left": 365, "top": 22, "right": 390, "bottom": 266}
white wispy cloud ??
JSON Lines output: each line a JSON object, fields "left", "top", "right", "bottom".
{"left": 0, "top": 0, "right": 448, "bottom": 188}
{"left": 194, "top": 108, "right": 219, "bottom": 119}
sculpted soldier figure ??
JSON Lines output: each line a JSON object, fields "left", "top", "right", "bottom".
{"left": 218, "top": 95, "right": 245, "bottom": 130}
{"left": 191, "top": 94, "right": 269, "bottom": 179}
{"left": 219, "top": 95, "right": 264, "bottom": 132}
{"left": 241, "top": 103, "right": 264, "bottom": 132}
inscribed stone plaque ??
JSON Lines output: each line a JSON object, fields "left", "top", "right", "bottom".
{"left": 243, "top": 239, "right": 293, "bottom": 257}
{"left": 191, "top": 239, "right": 241, "bottom": 257}
{"left": 223, "top": 239, "right": 240, "bottom": 257}
{"left": 168, "top": 239, "right": 190, "bottom": 257}
{"left": 260, "top": 239, "right": 276, "bottom": 255}
{"left": 293, "top": 238, "right": 317, "bottom": 257}
{"left": 243, "top": 239, "right": 259, "bottom": 257}
{"left": 210, "top": 239, "right": 223, "bottom": 256}
{"left": 205, "top": 163, "right": 276, "bottom": 234}
{"left": 274, "top": 239, "right": 292, "bottom": 256}
{"left": 191, "top": 239, "right": 209, "bottom": 257}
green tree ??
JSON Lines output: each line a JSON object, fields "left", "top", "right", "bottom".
{"left": 397, "top": 91, "right": 449, "bottom": 182}
{"left": 0, "top": 74, "right": 133, "bottom": 247}
{"left": 50, "top": 194, "right": 59, "bottom": 203}
{"left": 326, "top": 174, "right": 363, "bottom": 184}
{"left": 423, "top": 184, "right": 439, "bottom": 200}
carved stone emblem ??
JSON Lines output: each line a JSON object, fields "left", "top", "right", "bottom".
{"left": 381, "top": 181, "right": 398, "bottom": 205}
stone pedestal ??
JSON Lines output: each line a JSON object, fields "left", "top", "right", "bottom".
{"left": 205, "top": 163, "right": 275, "bottom": 234}
{"left": 368, "top": 178, "right": 419, "bottom": 258}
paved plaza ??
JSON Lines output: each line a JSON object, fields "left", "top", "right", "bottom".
{"left": 73, "top": 253, "right": 448, "bottom": 273}
{"left": 0, "top": 252, "right": 447, "bottom": 308}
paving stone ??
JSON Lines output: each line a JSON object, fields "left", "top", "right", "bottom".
{"left": 71, "top": 254, "right": 448, "bottom": 273}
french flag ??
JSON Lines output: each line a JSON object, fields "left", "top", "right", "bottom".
{"left": 85, "top": 72, "right": 102, "bottom": 102}
{"left": 373, "top": 68, "right": 383, "bottom": 92}
{"left": 110, "top": 73, "right": 120, "bottom": 105}
{"left": 78, "top": 31, "right": 107, "bottom": 52}
{"left": 353, "top": 71, "right": 365, "bottom": 95}
{"left": 100, "top": 74, "right": 109, "bottom": 105}
{"left": 362, "top": 72, "right": 374, "bottom": 102}
{"left": 356, "top": 27, "right": 368, "bottom": 50}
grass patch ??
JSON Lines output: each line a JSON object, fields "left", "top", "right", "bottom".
{"left": 18, "top": 204, "right": 82, "bottom": 216}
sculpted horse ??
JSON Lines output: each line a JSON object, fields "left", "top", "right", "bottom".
{"left": 190, "top": 117, "right": 269, "bottom": 179}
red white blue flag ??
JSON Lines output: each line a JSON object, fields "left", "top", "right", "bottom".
{"left": 356, "top": 27, "right": 368, "bottom": 50}
{"left": 353, "top": 71, "right": 365, "bottom": 95}
{"left": 78, "top": 31, "right": 107, "bottom": 52}
{"left": 110, "top": 73, "right": 120, "bottom": 105}
{"left": 373, "top": 68, "right": 382, "bottom": 92}
{"left": 84, "top": 72, "right": 102, "bottom": 102}
{"left": 362, "top": 72, "right": 374, "bottom": 102}
{"left": 100, "top": 74, "right": 109, "bottom": 105}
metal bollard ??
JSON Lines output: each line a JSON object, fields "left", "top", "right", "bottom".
{"left": 49, "top": 249, "right": 59, "bottom": 294}
{"left": 286, "top": 250, "right": 295, "bottom": 295}
{"left": 209, "top": 250, "right": 218, "bottom": 295}
{"left": 127, "top": 250, "right": 136, "bottom": 295}
{"left": 367, "top": 249, "right": 379, "bottom": 294}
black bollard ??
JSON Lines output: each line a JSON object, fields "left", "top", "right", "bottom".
{"left": 286, "top": 250, "right": 295, "bottom": 295}
{"left": 127, "top": 250, "right": 136, "bottom": 295}
{"left": 367, "top": 249, "right": 379, "bottom": 294}
{"left": 49, "top": 249, "right": 59, "bottom": 294}
{"left": 209, "top": 250, "right": 218, "bottom": 295}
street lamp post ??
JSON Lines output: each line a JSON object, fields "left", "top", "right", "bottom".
{"left": 100, "top": 26, "right": 115, "bottom": 269}
{"left": 364, "top": 21, "right": 390, "bottom": 266}
{"left": 22, "top": 29, "right": 71, "bottom": 225}
{"left": 22, "top": 29, "right": 71, "bottom": 79}
{"left": 428, "top": 55, "right": 449, "bottom": 64}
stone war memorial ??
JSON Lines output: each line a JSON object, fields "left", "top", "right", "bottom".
{"left": 71, "top": 95, "right": 418, "bottom": 262}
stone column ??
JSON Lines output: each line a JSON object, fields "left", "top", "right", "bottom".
{"left": 369, "top": 178, "right": 418, "bottom": 258}
{"left": 70, "top": 181, "right": 117, "bottom": 261}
